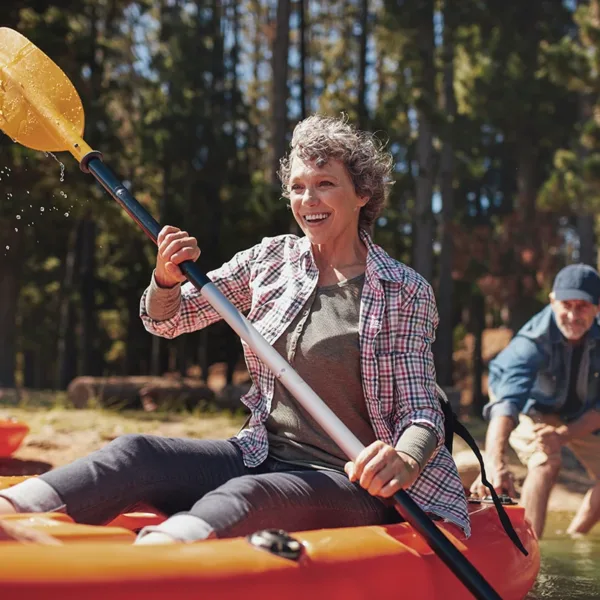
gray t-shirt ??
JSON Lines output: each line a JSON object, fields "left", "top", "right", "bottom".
{"left": 266, "top": 274, "right": 377, "bottom": 471}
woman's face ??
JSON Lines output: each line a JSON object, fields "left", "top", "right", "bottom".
{"left": 288, "top": 156, "right": 368, "bottom": 246}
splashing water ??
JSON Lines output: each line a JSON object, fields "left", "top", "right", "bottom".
{"left": 47, "top": 152, "right": 66, "bottom": 182}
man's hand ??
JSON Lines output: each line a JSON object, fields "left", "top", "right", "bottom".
{"left": 532, "top": 423, "right": 567, "bottom": 455}
{"left": 470, "top": 465, "right": 516, "bottom": 499}
{"left": 344, "top": 441, "right": 420, "bottom": 498}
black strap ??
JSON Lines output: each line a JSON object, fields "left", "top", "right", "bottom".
{"left": 436, "top": 385, "right": 527, "bottom": 556}
{"left": 452, "top": 418, "right": 529, "bottom": 556}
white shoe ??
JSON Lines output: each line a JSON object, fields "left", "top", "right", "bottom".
{"left": 134, "top": 531, "right": 178, "bottom": 545}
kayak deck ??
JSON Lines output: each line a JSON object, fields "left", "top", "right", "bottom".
{"left": 0, "top": 501, "right": 539, "bottom": 600}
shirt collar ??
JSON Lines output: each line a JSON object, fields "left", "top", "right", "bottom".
{"left": 298, "top": 228, "right": 403, "bottom": 284}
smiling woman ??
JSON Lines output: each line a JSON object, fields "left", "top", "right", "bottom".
{"left": 0, "top": 113, "right": 470, "bottom": 551}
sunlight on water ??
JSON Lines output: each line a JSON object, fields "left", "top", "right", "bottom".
{"left": 526, "top": 512, "right": 600, "bottom": 599}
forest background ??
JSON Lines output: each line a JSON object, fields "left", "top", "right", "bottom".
{"left": 2, "top": 0, "right": 600, "bottom": 419}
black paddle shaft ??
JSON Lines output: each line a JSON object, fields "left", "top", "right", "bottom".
{"left": 83, "top": 154, "right": 502, "bottom": 600}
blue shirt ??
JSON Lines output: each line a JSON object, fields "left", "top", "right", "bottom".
{"left": 485, "top": 305, "right": 600, "bottom": 423}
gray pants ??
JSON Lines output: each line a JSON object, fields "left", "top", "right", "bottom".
{"left": 0, "top": 435, "right": 399, "bottom": 542}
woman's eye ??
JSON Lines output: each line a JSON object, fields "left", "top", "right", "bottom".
{"left": 290, "top": 184, "right": 303, "bottom": 191}
{"left": 319, "top": 181, "right": 333, "bottom": 187}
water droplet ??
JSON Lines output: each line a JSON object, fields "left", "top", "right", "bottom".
{"left": 14, "top": 228, "right": 18, "bottom": 232}
{"left": 5, "top": 246, "right": 9, "bottom": 250}
{"left": 60, "top": 191, "right": 67, "bottom": 198}
{"left": 26, "top": 191, "right": 30, "bottom": 195}
{"left": 40, "top": 207, "right": 45, "bottom": 212}
{"left": 64, "top": 212, "right": 70, "bottom": 217}
{"left": 16, "top": 215, "right": 21, "bottom": 220}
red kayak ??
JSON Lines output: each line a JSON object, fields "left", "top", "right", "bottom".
{"left": 0, "top": 498, "right": 539, "bottom": 600}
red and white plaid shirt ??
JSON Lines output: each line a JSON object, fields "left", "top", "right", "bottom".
{"left": 140, "top": 230, "right": 470, "bottom": 536}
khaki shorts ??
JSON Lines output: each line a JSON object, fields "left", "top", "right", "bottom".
{"left": 488, "top": 391, "right": 600, "bottom": 480}
{"left": 509, "top": 412, "right": 600, "bottom": 480}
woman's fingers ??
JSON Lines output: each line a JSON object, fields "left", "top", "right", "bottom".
{"left": 157, "top": 225, "right": 181, "bottom": 246}
{"left": 346, "top": 442, "right": 420, "bottom": 498}
{"left": 346, "top": 442, "right": 385, "bottom": 483}
{"left": 364, "top": 462, "right": 398, "bottom": 496}
{"left": 159, "top": 232, "right": 200, "bottom": 266}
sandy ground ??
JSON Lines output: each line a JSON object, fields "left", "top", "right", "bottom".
{"left": 0, "top": 403, "right": 590, "bottom": 514}
{"left": 0, "top": 335, "right": 594, "bottom": 514}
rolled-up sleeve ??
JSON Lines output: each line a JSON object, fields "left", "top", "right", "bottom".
{"left": 140, "top": 243, "right": 260, "bottom": 339}
{"left": 392, "top": 284, "right": 445, "bottom": 448}
{"left": 484, "top": 337, "right": 545, "bottom": 423}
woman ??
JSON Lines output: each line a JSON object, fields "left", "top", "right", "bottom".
{"left": 0, "top": 114, "right": 469, "bottom": 544}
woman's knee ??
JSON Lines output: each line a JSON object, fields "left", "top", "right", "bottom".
{"left": 210, "top": 475, "right": 266, "bottom": 505}
{"left": 100, "top": 434, "right": 158, "bottom": 465}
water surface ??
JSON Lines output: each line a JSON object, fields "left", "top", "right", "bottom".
{"left": 526, "top": 512, "right": 600, "bottom": 599}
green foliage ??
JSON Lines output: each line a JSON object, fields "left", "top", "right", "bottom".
{"left": 0, "top": 0, "right": 598, "bottom": 388}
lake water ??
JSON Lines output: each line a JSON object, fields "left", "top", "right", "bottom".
{"left": 526, "top": 512, "right": 600, "bottom": 599}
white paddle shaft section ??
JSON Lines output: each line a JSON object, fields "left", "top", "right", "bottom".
{"left": 201, "top": 282, "right": 365, "bottom": 461}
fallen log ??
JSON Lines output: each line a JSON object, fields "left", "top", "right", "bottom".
{"left": 67, "top": 376, "right": 216, "bottom": 411}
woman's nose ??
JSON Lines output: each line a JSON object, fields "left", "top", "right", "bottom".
{"left": 301, "top": 187, "right": 318, "bottom": 206}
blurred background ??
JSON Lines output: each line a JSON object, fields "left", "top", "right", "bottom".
{"left": 1, "top": 0, "right": 599, "bottom": 416}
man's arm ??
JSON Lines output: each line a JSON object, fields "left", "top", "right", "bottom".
{"left": 484, "top": 415, "right": 517, "bottom": 472}
{"left": 558, "top": 408, "right": 600, "bottom": 440}
{"left": 470, "top": 415, "right": 517, "bottom": 498}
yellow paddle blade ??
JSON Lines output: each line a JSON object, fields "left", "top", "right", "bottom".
{"left": 0, "top": 27, "right": 92, "bottom": 161}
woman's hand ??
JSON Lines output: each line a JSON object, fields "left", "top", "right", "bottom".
{"left": 344, "top": 440, "right": 420, "bottom": 498}
{"left": 155, "top": 226, "right": 201, "bottom": 288}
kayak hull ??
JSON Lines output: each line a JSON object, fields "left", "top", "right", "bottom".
{"left": 0, "top": 502, "right": 539, "bottom": 600}
{"left": 0, "top": 420, "right": 29, "bottom": 456}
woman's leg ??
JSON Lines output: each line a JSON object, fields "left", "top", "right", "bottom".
{"left": 0, "top": 435, "right": 248, "bottom": 525}
{"left": 141, "top": 462, "right": 395, "bottom": 543}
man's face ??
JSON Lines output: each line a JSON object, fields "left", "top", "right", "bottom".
{"left": 550, "top": 294, "right": 600, "bottom": 342}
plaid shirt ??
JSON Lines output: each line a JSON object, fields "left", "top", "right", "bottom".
{"left": 140, "top": 230, "right": 470, "bottom": 536}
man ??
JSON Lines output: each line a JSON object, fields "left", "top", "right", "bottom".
{"left": 471, "top": 264, "right": 600, "bottom": 538}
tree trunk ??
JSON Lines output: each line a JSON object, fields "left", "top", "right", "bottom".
{"left": 577, "top": 213, "right": 596, "bottom": 266}
{"left": 577, "top": 94, "right": 596, "bottom": 266}
{"left": 357, "top": 0, "right": 369, "bottom": 129}
{"left": 0, "top": 222, "right": 23, "bottom": 387}
{"left": 470, "top": 292, "right": 485, "bottom": 418}
{"left": 56, "top": 222, "right": 81, "bottom": 389}
{"left": 516, "top": 141, "right": 537, "bottom": 223}
{"left": 433, "top": 15, "right": 456, "bottom": 388}
{"left": 270, "top": 0, "right": 291, "bottom": 186}
{"left": 411, "top": 1, "right": 435, "bottom": 283}
{"left": 298, "top": 0, "right": 307, "bottom": 119}
{"left": 79, "top": 216, "right": 99, "bottom": 376}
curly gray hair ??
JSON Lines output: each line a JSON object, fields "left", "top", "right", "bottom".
{"left": 278, "top": 114, "right": 394, "bottom": 230}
